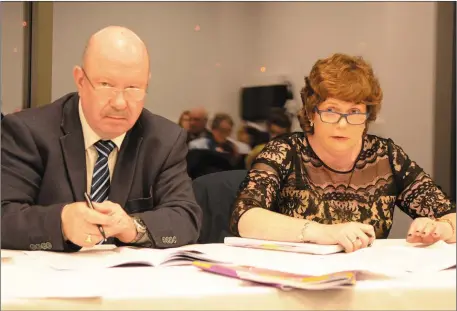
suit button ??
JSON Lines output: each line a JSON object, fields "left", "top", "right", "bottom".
{"left": 171, "top": 236, "right": 177, "bottom": 244}
{"left": 30, "top": 244, "right": 36, "bottom": 251}
{"left": 41, "top": 243, "right": 47, "bottom": 250}
{"left": 46, "top": 242, "right": 52, "bottom": 250}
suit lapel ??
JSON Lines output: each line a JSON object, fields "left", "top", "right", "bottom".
{"left": 59, "top": 94, "right": 86, "bottom": 202}
{"left": 109, "top": 122, "right": 144, "bottom": 208}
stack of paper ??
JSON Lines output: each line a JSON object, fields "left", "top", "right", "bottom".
{"left": 222, "top": 239, "right": 457, "bottom": 277}
{"left": 193, "top": 261, "right": 356, "bottom": 290}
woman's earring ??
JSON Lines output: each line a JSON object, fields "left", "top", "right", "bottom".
{"left": 310, "top": 120, "right": 314, "bottom": 127}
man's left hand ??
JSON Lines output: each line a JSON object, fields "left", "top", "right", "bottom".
{"left": 92, "top": 201, "right": 137, "bottom": 243}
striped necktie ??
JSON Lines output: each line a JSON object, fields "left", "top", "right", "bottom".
{"left": 91, "top": 140, "right": 116, "bottom": 202}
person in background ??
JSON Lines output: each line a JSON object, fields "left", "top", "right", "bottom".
{"left": 230, "top": 53, "right": 456, "bottom": 252}
{"left": 178, "top": 110, "right": 191, "bottom": 131}
{"left": 189, "top": 113, "right": 238, "bottom": 157}
{"left": 228, "top": 125, "right": 252, "bottom": 155}
{"left": 245, "top": 109, "right": 292, "bottom": 169}
{"left": 187, "top": 107, "right": 211, "bottom": 142}
{"left": 2, "top": 26, "right": 202, "bottom": 251}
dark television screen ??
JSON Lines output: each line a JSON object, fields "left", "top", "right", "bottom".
{"left": 240, "top": 84, "right": 289, "bottom": 122}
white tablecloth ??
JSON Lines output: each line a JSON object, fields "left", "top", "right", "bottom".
{"left": 2, "top": 240, "right": 456, "bottom": 310}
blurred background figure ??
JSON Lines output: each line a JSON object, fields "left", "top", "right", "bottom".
{"left": 189, "top": 113, "right": 237, "bottom": 157}
{"left": 245, "top": 108, "right": 292, "bottom": 169}
{"left": 229, "top": 125, "right": 253, "bottom": 155}
{"left": 188, "top": 107, "right": 211, "bottom": 142}
{"left": 267, "top": 108, "right": 292, "bottom": 139}
{"left": 178, "top": 110, "right": 191, "bottom": 131}
{"left": 187, "top": 113, "right": 240, "bottom": 179}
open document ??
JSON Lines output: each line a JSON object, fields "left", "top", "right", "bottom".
{"left": 23, "top": 244, "right": 230, "bottom": 271}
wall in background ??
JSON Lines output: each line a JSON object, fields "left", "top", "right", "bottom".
{"left": 434, "top": 2, "right": 455, "bottom": 200}
{"left": 52, "top": 2, "right": 258, "bottom": 128}
{"left": 1, "top": 2, "right": 25, "bottom": 114}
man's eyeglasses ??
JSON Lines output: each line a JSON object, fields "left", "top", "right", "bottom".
{"left": 81, "top": 67, "right": 147, "bottom": 102}
{"left": 313, "top": 107, "right": 368, "bottom": 125}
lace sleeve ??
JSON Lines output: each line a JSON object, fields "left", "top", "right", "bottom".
{"left": 389, "top": 139, "right": 456, "bottom": 219}
{"left": 229, "top": 138, "right": 294, "bottom": 236}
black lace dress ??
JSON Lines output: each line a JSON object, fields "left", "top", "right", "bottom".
{"left": 230, "top": 132, "right": 456, "bottom": 238}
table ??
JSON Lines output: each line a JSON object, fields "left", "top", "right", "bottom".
{"left": 2, "top": 240, "right": 456, "bottom": 310}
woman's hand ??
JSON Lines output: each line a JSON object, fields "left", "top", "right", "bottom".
{"left": 406, "top": 217, "right": 453, "bottom": 244}
{"left": 313, "top": 222, "right": 376, "bottom": 253}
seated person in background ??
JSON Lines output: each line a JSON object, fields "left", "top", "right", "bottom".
{"left": 228, "top": 125, "right": 252, "bottom": 155}
{"left": 187, "top": 107, "right": 211, "bottom": 143}
{"left": 245, "top": 109, "right": 292, "bottom": 169}
{"left": 178, "top": 110, "right": 191, "bottom": 131}
{"left": 1, "top": 26, "right": 202, "bottom": 251}
{"left": 230, "top": 53, "right": 456, "bottom": 252}
{"left": 189, "top": 113, "right": 238, "bottom": 158}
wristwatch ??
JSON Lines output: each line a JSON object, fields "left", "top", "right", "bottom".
{"left": 130, "top": 216, "right": 147, "bottom": 243}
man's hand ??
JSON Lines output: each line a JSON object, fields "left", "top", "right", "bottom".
{"left": 61, "top": 202, "right": 114, "bottom": 247}
{"left": 92, "top": 201, "right": 137, "bottom": 243}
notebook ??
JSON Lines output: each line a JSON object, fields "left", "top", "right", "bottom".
{"left": 23, "top": 244, "right": 230, "bottom": 271}
{"left": 193, "top": 261, "right": 356, "bottom": 290}
{"left": 224, "top": 237, "right": 344, "bottom": 255}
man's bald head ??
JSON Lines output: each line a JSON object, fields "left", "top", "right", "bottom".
{"left": 82, "top": 26, "right": 150, "bottom": 72}
{"left": 189, "top": 107, "right": 208, "bottom": 119}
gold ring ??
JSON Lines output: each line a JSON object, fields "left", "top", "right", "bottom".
{"left": 85, "top": 234, "right": 92, "bottom": 243}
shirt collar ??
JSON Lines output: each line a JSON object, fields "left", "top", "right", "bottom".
{"left": 78, "top": 100, "right": 126, "bottom": 151}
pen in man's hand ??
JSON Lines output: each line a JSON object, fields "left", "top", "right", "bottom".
{"left": 84, "top": 192, "right": 107, "bottom": 242}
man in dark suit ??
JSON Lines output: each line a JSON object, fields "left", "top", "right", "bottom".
{"left": 1, "top": 26, "right": 202, "bottom": 252}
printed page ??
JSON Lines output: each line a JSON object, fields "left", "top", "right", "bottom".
{"left": 224, "top": 237, "right": 344, "bottom": 255}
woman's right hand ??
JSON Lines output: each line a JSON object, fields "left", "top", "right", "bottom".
{"left": 313, "top": 222, "right": 376, "bottom": 253}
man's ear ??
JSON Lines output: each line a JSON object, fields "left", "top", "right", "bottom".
{"left": 73, "top": 66, "right": 84, "bottom": 93}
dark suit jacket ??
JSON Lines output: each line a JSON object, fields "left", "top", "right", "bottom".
{"left": 1, "top": 92, "right": 202, "bottom": 251}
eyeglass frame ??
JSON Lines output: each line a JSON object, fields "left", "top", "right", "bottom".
{"left": 81, "top": 67, "right": 148, "bottom": 101}
{"left": 313, "top": 106, "right": 369, "bottom": 125}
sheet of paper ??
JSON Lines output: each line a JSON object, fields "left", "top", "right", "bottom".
{"left": 1, "top": 249, "right": 25, "bottom": 259}
{"left": 1, "top": 266, "right": 103, "bottom": 299}
{"left": 224, "top": 237, "right": 344, "bottom": 255}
